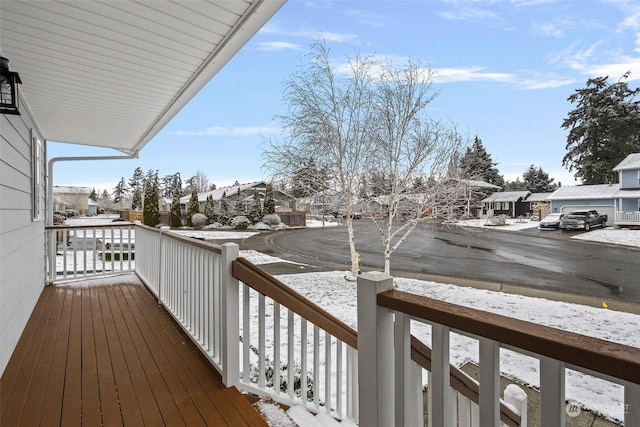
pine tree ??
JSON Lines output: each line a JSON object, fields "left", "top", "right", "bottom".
{"left": 459, "top": 136, "right": 505, "bottom": 187}
{"left": 89, "top": 188, "right": 98, "bottom": 202}
{"left": 248, "top": 189, "right": 262, "bottom": 223}
{"left": 186, "top": 189, "right": 200, "bottom": 227}
{"left": 170, "top": 173, "right": 183, "bottom": 228}
{"left": 142, "top": 170, "right": 160, "bottom": 226}
{"left": 219, "top": 191, "right": 230, "bottom": 225}
{"left": 204, "top": 194, "right": 217, "bottom": 224}
{"left": 113, "top": 177, "right": 128, "bottom": 205}
{"left": 263, "top": 183, "right": 276, "bottom": 215}
{"left": 562, "top": 73, "right": 640, "bottom": 184}
{"left": 522, "top": 165, "right": 557, "bottom": 193}
{"left": 129, "top": 167, "right": 144, "bottom": 210}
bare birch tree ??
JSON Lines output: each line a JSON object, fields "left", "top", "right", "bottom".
{"left": 367, "top": 60, "right": 467, "bottom": 274}
{"left": 264, "top": 41, "right": 466, "bottom": 277}
{"left": 264, "top": 41, "right": 378, "bottom": 277}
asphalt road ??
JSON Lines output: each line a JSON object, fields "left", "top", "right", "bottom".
{"left": 260, "top": 220, "right": 640, "bottom": 304}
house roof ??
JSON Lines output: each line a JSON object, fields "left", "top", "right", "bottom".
{"left": 613, "top": 153, "right": 640, "bottom": 171}
{"left": 53, "top": 186, "right": 91, "bottom": 194}
{"left": 459, "top": 179, "right": 502, "bottom": 190}
{"left": 481, "top": 191, "right": 530, "bottom": 203}
{"left": 526, "top": 192, "right": 553, "bottom": 202}
{"left": 546, "top": 184, "right": 620, "bottom": 200}
{"left": 0, "top": 1, "right": 285, "bottom": 155}
{"left": 180, "top": 181, "right": 268, "bottom": 203}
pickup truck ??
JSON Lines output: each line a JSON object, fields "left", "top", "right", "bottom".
{"left": 559, "top": 210, "right": 608, "bottom": 231}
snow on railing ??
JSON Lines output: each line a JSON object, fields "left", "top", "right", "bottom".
{"left": 360, "top": 272, "right": 640, "bottom": 427}
{"left": 45, "top": 223, "right": 135, "bottom": 283}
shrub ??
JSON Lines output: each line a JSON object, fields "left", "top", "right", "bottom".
{"left": 250, "top": 222, "right": 270, "bottom": 230}
{"left": 230, "top": 215, "right": 251, "bottom": 230}
{"left": 262, "top": 214, "right": 281, "bottom": 226}
{"left": 191, "top": 213, "right": 207, "bottom": 227}
{"left": 204, "top": 222, "right": 223, "bottom": 230}
{"left": 53, "top": 214, "right": 66, "bottom": 225}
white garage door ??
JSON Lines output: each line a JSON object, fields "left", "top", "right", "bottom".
{"left": 560, "top": 205, "right": 615, "bottom": 226}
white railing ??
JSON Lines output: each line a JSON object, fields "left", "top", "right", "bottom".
{"left": 135, "top": 225, "right": 225, "bottom": 371}
{"left": 359, "top": 271, "right": 640, "bottom": 427}
{"left": 133, "top": 225, "right": 359, "bottom": 422}
{"left": 615, "top": 211, "right": 640, "bottom": 225}
{"left": 45, "top": 223, "right": 135, "bottom": 283}
{"left": 233, "top": 258, "right": 359, "bottom": 421}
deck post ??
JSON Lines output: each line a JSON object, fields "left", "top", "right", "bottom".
{"left": 540, "top": 356, "right": 565, "bottom": 427}
{"left": 357, "top": 272, "right": 394, "bottom": 427}
{"left": 221, "top": 242, "right": 239, "bottom": 387}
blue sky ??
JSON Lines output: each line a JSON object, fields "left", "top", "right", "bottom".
{"left": 49, "top": 0, "right": 640, "bottom": 194}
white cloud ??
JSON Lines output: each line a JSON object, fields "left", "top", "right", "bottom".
{"left": 254, "top": 42, "right": 300, "bottom": 51}
{"left": 433, "top": 66, "right": 514, "bottom": 83}
{"left": 171, "top": 125, "right": 280, "bottom": 137}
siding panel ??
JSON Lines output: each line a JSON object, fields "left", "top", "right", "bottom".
{"left": 0, "top": 109, "right": 46, "bottom": 377}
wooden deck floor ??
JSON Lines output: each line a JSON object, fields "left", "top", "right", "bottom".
{"left": 0, "top": 280, "right": 268, "bottom": 426}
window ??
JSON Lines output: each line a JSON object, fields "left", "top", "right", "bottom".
{"left": 31, "top": 130, "right": 42, "bottom": 220}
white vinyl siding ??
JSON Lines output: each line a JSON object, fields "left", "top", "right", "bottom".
{"left": 0, "top": 107, "right": 46, "bottom": 376}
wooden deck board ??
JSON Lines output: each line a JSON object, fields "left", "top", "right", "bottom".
{"left": 0, "top": 280, "right": 268, "bottom": 427}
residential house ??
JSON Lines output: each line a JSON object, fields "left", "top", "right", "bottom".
{"left": 52, "top": 186, "right": 90, "bottom": 215}
{"left": 2, "top": 3, "right": 638, "bottom": 426}
{"left": 524, "top": 192, "right": 553, "bottom": 217}
{"left": 545, "top": 153, "right": 640, "bottom": 227}
{"left": 481, "top": 191, "right": 531, "bottom": 218}
{"left": 179, "top": 181, "right": 297, "bottom": 214}
{"left": 546, "top": 184, "right": 618, "bottom": 226}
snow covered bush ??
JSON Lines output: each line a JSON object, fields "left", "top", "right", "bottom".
{"left": 231, "top": 215, "right": 251, "bottom": 230}
{"left": 262, "top": 214, "right": 281, "bottom": 226}
{"left": 191, "top": 213, "right": 207, "bottom": 227}
{"left": 204, "top": 222, "right": 223, "bottom": 230}
{"left": 53, "top": 214, "right": 66, "bottom": 225}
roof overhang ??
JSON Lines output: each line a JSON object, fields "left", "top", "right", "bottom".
{"left": 1, "top": 0, "right": 285, "bottom": 154}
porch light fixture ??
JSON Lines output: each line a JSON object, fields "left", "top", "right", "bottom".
{"left": 1, "top": 56, "right": 23, "bottom": 115}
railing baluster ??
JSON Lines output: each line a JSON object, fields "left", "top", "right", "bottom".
{"left": 243, "top": 284, "right": 250, "bottom": 384}
{"left": 258, "top": 293, "right": 266, "bottom": 389}
{"left": 625, "top": 381, "right": 640, "bottom": 426}
{"left": 274, "top": 302, "right": 281, "bottom": 395}
{"left": 336, "top": 338, "right": 343, "bottom": 417}
{"left": 325, "top": 330, "right": 332, "bottom": 413}
{"left": 539, "top": 356, "right": 565, "bottom": 427}
{"left": 288, "top": 310, "right": 295, "bottom": 401}
{"left": 301, "top": 317, "right": 308, "bottom": 403}
{"left": 431, "top": 323, "right": 453, "bottom": 426}
{"left": 479, "top": 337, "right": 500, "bottom": 426}
{"left": 314, "top": 325, "right": 320, "bottom": 410}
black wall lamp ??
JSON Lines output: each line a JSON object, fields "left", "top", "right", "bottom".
{"left": 1, "top": 56, "right": 23, "bottom": 115}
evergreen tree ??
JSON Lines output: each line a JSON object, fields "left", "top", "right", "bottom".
{"left": 129, "top": 167, "right": 144, "bottom": 210}
{"left": 186, "top": 189, "right": 200, "bottom": 227}
{"left": 89, "top": 187, "right": 98, "bottom": 202}
{"left": 248, "top": 189, "right": 263, "bottom": 223}
{"left": 263, "top": 183, "right": 276, "bottom": 215}
{"left": 290, "top": 157, "right": 329, "bottom": 198}
{"left": 113, "top": 177, "right": 128, "bottom": 205}
{"left": 219, "top": 191, "right": 230, "bottom": 225}
{"left": 562, "top": 73, "right": 640, "bottom": 184}
{"left": 522, "top": 165, "right": 557, "bottom": 193}
{"left": 142, "top": 170, "right": 160, "bottom": 226}
{"left": 101, "top": 189, "right": 110, "bottom": 200}
{"left": 170, "top": 173, "right": 183, "bottom": 227}
{"left": 503, "top": 177, "right": 527, "bottom": 191}
{"left": 204, "top": 194, "right": 217, "bottom": 224}
{"left": 459, "top": 136, "right": 505, "bottom": 187}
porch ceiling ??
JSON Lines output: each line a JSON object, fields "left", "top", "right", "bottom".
{"left": 0, "top": 0, "right": 285, "bottom": 154}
